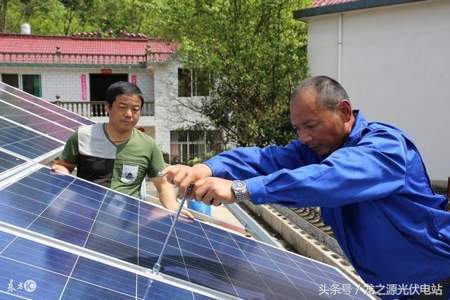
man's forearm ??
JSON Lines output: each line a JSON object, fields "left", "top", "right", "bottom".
{"left": 158, "top": 183, "right": 179, "bottom": 210}
{"left": 152, "top": 176, "right": 179, "bottom": 210}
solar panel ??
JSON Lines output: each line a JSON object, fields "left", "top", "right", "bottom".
{"left": 0, "top": 231, "right": 212, "bottom": 299}
{"left": 0, "top": 150, "right": 26, "bottom": 175}
{"left": 0, "top": 117, "right": 63, "bottom": 159}
{"left": 0, "top": 100, "right": 74, "bottom": 141}
{"left": 0, "top": 82, "right": 94, "bottom": 126}
{"left": 0, "top": 167, "right": 371, "bottom": 300}
{"left": 0, "top": 90, "right": 83, "bottom": 129}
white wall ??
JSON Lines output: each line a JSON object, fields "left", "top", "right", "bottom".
{"left": 151, "top": 60, "right": 207, "bottom": 155}
{"left": 131, "top": 70, "right": 154, "bottom": 102}
{"left": 306, "top": 0, "right": 450, "bottom": 180}
{"left": 0, "top": 67, "right": 155, "bottom": 102}
{"left": 0, "top": 67, "right": 79, "bottom": 101}
{"left": 43, "top": 69, "right": 83, "bottom": 101}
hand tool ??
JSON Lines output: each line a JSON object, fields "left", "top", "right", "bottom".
{"left": 152, "top": 176, "right": 192, "bottom": 275}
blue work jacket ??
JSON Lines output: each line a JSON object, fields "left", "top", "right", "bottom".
{"left": 205, "top": 111, "right": 450, "bottom": 290}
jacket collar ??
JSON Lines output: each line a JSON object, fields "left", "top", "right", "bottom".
{"left": 343, "top": 110, "right": 367, "bottom": 147}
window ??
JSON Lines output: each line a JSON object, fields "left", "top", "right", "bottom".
{"left": 178, "top": 69, "right": 192, "bottom": 97}
{"left": 177, "top": 68, "right": 211, "bottom": 97}
{"left": 1, "top": 73, "right": 41, "bottom": 97}
{"left": 22, "top": 74, "right": 41, "bottom": 97}
{"left": 170, "top": 130, "right": 222, "bottom": 164}
{"left": 195, "top": 69, "right": 210, "bottom": 96}
{"left": 1, "top": 74, "right": 19, "bottom": 88}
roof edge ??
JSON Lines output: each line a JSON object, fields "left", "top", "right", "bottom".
{"left": 294, "top": 0, "right": 427, "bottom": 20}
{"left": 0, "top": 32, "right": 176, "bottom": 43}
{"left": 0, "top": 62, "right": 147, "bottom": 69}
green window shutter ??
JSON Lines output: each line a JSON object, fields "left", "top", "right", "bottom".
{"left": 22, "top": 74, "right": 41, "bottom": 97}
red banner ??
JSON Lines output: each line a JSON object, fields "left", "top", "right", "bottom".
{"left": 81, "top": 74, "right": 87, "bottom": 101}
{"left": 131, "top": 74, "right": 137, "bottom": 85}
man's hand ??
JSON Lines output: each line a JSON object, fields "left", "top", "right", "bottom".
{"left": 51, "top": 162, "right": 72, "bottom": 174}
{"left": 162, "top": 164, "right": 212, "bottom": 197}
{"left": 152, "top": 175, "right": 195, "bottom": 219}
{"left": 163, "top": 200, "right": 195, "bottom": 220}
{"left": 180, "top": 208, "right": 195, "bottom": 220}
{"left": 193, "top": 177, "right": 235, "bottom": 206}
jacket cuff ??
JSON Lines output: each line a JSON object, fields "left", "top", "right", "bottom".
{"left": 245, "top": 176, "right": 269, "bottom": 205}
{"left": 203, "top": 159, "right": 220, "bottom": 177}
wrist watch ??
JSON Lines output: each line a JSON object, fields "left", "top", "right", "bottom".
{"left": 231, "top": 180, "right": 250, "bottom": 203}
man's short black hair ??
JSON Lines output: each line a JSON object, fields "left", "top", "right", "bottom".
{"left": 105, "top": 81, "right": 144, "bottom": 108}
{"left": 291, "top": 76, "right": 349, "bottom": 110}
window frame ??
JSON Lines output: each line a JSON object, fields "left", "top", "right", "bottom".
{"left": 177, "top": 68, "right": 210, "bottom": 97}
{"left": 1, "top": 73, "right": 42, "bottom": 97}
{"left": 170, "top": 129, "right": 222, "bottom": 164}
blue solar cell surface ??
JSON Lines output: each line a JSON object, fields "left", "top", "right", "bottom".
{"left": 0, "top": 150, "right": 26, "bottom": 174}
{"left": 0, "top": 231, "right": 210, "bottom": 299}
{"left": 0, "top": 82, "right": 94, "bottom": 126}
{"left": 0, "top": 101, "right": 74, "bottom": 141}
{"left": 0, "top": 118, "right": 63, "bottom": 159}
{"left": 0, "top": 167, "right": 371, "bottom": 300}
{"left": 0, "top": 91, "right": 82, "bottom": 129}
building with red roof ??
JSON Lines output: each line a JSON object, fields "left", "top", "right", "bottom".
{"left": 0, "top": 32, "right": 212, "bottom": 163}
{"left": 0, "top": 33, "right": 177, "bottom": 66}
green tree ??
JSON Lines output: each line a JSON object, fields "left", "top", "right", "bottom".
{"left": 59, "top": 0, "right": 94, "bottom": 35}
{"left": 0, "top": 0, "right": 7, "bottom": 32}
{"left": 159, "top": 0, "right": 309, "bottom": 146}
{"left": 4, "top": 0, "right": 68, "bottom": 34}
{"left": 2, "top": 0, "right": 162, "bottom": 36}
{"left": 72, "top": 0, "right": 163, "bottom": 36}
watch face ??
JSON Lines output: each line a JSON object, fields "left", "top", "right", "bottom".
{"left": 232, "top": 180, "right": 246, "bottom": 192}
{"left": 232, "top": 180, "right": 248, "bottom": 203}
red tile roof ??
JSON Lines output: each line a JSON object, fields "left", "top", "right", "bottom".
{"left": 0, "top": 33, "right": 178, "bottom": 65}
{"left": 312, "top": 0, "right": 356, "bottom": 7}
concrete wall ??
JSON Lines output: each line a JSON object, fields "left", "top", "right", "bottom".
{"left": 306, "top": 0, "right": 450, "bottom": 180}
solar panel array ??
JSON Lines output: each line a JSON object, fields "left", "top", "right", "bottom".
{"left": 0, "top": 100, "right": 75, "bottom": 142}
{"left": 0, "top": 83, "right": 372, "bottom": 299}
{"left": 0, "top": 150, "right": 26, "bottom": 175}
{"left": 0, "top": 92, "right": 82, "bottom": 129}
{"left": 0, "top": 118, "right": 63, "bottom": 159}
{"left": 0, "top": 231, "right": 210, "bottom": 299}
{"left": 0, "top": 82, "right": 93, "bottom": 126}
{"left": 0, "top": 82, "right": 93, "bottom": 163}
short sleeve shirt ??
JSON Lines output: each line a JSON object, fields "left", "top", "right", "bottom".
{"left": 61, "top": 123, "right": 164, "bottom": 198}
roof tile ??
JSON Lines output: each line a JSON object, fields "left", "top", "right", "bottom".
{"left": 0, "top": 33, "right": 178, "bottom": 65}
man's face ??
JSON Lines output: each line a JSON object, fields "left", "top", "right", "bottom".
{"left": 290, "top": 89, "right": 352, "bottom": 156}
{"left": 106, "top": 94, "right": 141, "bottom": 132}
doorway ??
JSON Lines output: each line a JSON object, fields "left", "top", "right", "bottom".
{"left": 89, "top": 73, "right": 128, "bottom": 101}
{"left": 89, "top": 73, "right": 128, "bottom": 116}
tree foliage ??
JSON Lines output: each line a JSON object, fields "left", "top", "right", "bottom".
{"left": 2, "top": 0, "right": 163, "bottom": 35}
{"left": 2, "top": 0, "right": 81, "bottom": 34}
{"left": 159, "top": 0, "right": 309, "bottom": 146}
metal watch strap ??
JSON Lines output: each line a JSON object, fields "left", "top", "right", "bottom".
{"left": 231, "top": 180, "right": 249, "bottom": 203}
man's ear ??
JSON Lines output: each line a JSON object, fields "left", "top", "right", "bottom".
{"left": 105, "top": 104, "right": 111, "bottom": 115}
{"left": 337, "top": 99, "right": 352, "bottom": 122}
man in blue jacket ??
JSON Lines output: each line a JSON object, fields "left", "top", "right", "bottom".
{"left": 163, "top": 76, "right": 450, "bottom": 298}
